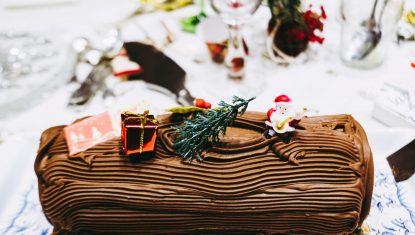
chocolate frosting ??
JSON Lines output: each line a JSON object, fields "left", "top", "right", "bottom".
{"left": 35, "top": 112, "right": 373, "bottom": 235}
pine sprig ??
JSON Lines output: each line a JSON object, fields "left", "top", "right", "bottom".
{"left": 172, "top": 96, "right": 255, "bottom": 162}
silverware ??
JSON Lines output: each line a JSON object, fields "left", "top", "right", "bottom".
{"left": 134, "top": 21, "right": 175, "bottom": 50}
{"left": 123, "top": 41, "right": 194, "bottom": 107}
{"left": 161, "top": 20, "right": 175, "bottom": 45}
{"left": 135, "top": 22, "right": 157, "bottom": 46}
{"left": 146, "top": 83, "right": 194, "bottom": 106}
{"left": 68, "top": 60, "right": 112, "bottom": 106}
{"left": 68, "top": 29, "right": 123, "bottom": 106}
{"left": 176, "top": 88, "right": 194, "bottom": 106}
{"left": 68, "top": 37, "right": 91, "bottom": 84}
{"left": 349, "top": 0, "right": 388, "bottom": 60}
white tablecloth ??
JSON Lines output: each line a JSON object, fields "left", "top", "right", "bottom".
{"left": 1, "top": 0, "right": 415, "bottom": 234}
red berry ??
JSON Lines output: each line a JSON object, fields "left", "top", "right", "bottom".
{"left": 411, "top": 62, "right": 415, "bottom": 68}
{"left": 194, "top": 98, "right": 206, "bottom": 108}
{"left": 204, "top": 102, "right": 212, "bottom": 109}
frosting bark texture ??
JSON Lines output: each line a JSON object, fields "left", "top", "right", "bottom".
{"left": 35, "top": 112, "right": 373, "bottom": 235}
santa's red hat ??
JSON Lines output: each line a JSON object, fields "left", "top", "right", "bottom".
{"left": 274, "top": 94, "right": 291, "bottom": 103}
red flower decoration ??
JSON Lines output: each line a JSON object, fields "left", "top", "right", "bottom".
{"left": 321, "top": 6, "right": 327, "bottom": 19}
{"left": 303, "top": 6, "right": 326, "bottom": 44}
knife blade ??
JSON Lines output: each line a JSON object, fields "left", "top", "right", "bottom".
{"left": 176, "top": 88, "right": 194, "bottom": 106}
{"left": 123, "top": 42, "right": 195, "bottom": 107}
{"left": 146, "top": 83, "right": 194, "bottom": 106}
{"left": 387, "top": 139, "right": 415, "bottom": 182}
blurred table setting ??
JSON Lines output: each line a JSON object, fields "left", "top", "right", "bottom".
{"left": 1, "top": 0, "right": 415, "bottom": 234}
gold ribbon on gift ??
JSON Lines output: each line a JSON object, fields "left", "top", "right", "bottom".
{"left": 123, "top": 110, "right": 159, "bottom": 154}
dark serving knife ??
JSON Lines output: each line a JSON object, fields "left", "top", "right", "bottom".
{"left": 123, "top": 42, "right": 194, "bottom": 106}
{"left": 387, "top": 139, "right": 415, "bottom": 182}
{"left": 146, "top": 83, "right": 194, "bottom": 106}
{"left": 67, "top": 59, "right": 112, "bottom": 106}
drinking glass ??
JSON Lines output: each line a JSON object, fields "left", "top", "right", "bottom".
{"left": 340, "top": 0, "right": 404, "bottom": 69}
{"left": 210, "top": 0, "right": 262, "bottom": 79}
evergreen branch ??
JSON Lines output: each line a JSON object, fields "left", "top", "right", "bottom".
{"left": 172, "top": 96, "right": 255, "bottom": 162}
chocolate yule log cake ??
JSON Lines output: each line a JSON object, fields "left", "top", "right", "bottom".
{"left": 35, "top": 109, "right": 373, "bottom": 234}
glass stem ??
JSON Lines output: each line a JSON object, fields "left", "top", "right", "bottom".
{"left": 226, "top": 24, "right": 246, "bottom": 79}
{"left": 200, "top": 0, "right": 205, "bottom": 14}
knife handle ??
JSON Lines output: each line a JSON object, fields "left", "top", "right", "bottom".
{"left": 176, "top": 88, "right": 194, "bottom": 106}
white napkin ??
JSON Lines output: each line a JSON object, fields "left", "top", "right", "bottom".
{"left": 372, "top": 83, "right": 415, "bottom": 128}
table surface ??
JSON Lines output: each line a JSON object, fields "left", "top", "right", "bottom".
{"left": 1, "top": 0, "right": 415, "bottom": 234}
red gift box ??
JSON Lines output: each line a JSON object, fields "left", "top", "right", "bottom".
{"left": 121, "top": 111, "right": 158, "bottom": 156}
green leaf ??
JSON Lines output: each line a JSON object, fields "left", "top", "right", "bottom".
{"left": 166, "top": 106, "right": 206, "bottom": 114}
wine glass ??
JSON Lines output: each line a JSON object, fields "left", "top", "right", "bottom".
{"left": 210, "top": 0, "right": 262, "bottom": 79}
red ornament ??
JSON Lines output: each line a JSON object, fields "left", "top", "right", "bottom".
{"left": 194, "top": 99, "right": 206, "bottom": 108}
{"left": 274, "top": 94, "right": 291, "bottom": 103}
{"left": 204, "top": 102, "right": 212, "bottom": 109}
{"left": 411, "top": 62, "right": 415, "bottom": 68}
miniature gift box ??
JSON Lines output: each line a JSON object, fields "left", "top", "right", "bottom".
{"left": 121, "top": 111, "right": 158, "bottom": 156}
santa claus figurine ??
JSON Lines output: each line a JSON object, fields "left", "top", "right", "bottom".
{"left": 265, "top": 94, "right": 306, "bottom": 136}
